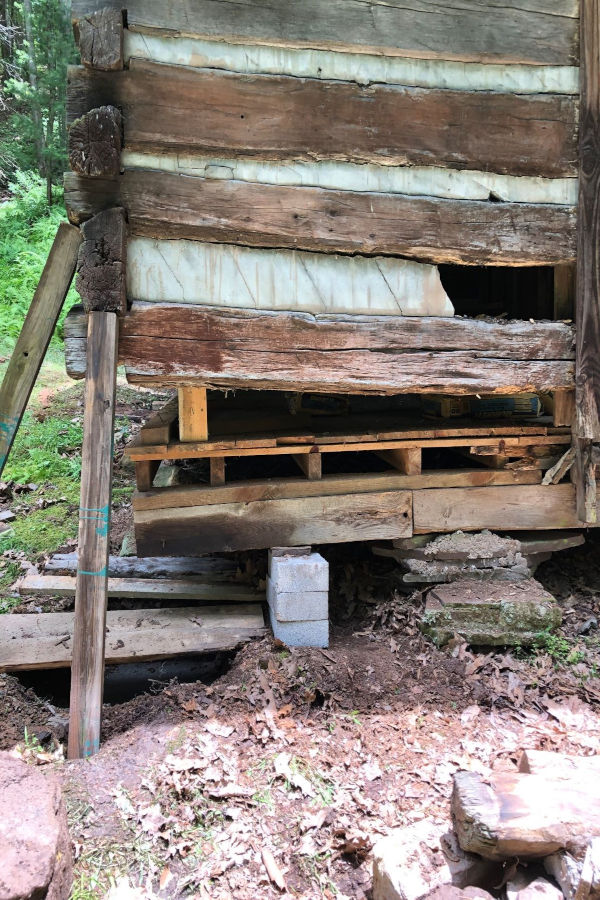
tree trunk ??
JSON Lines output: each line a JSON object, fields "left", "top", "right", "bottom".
{"left": 22, "top": 0, "right": 45, "bottom": 179}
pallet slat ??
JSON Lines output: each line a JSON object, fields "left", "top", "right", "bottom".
{"left": 19, "top": 574, "right": 262, "bottom": 601}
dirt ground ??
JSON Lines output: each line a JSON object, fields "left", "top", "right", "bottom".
{"left": 1, "top": 379, "right": 600, "bottom": 899}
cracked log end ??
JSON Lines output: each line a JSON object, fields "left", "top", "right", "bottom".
{"left": 69, "top": 105, "right": 122, "bottom": 178}
{"left": 75, "top": 8, "right": 124, "bottom": 71}
{"left": 76, "top": 207, "right": 127, "bottom": 315}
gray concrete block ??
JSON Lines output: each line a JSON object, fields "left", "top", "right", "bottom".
{"left": 268, "top": 551, "right": 329, "bottom": 593}
{"left": 267, "top": 576, "right": 328, "bottom": 622}
{"left": 269, "top": 609, "right": 329, "bottom": 648}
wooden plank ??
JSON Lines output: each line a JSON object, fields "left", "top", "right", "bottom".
{"left": 140, "top": 395, "right": 178, "bottom": 445}
{"left": 210, "top": 457, "right": 226, "bottom": 486}
{"left": 378, "top": 448, "right": 421, "bottom": 475}
{"left": 68, "top": 311, "right": 118, "bottom": 760}
{"left": 0, "top": 223, "right": 81, "bottom": 477}
{"left": 66, "top": 61, "right": 578, "bottom": 178}
{"left": 74, "top": 7, "right": 123, "bottom": 70}
{"left": 63, "top": 170, "right": 577, "bottom": 266}
{"left": 71, "top": 0, "right": 579, "bottom": 67}
{"left": 68, "top": 106, "right": 122, "bottom": 176}
{"left": 63, "top": 303, "right": 576, "bottom": 396}
{"left": 19, "top": 573, "right": 261, "bottom": 601}
{"left": 133, "top": 469, "right": 543, "bottom": 512}
{"left": 76, "top": 207, "right": 127, "bottom": 314}
{"left": 178, "top": 386, "right": 208, "bottom": 442}
{"left": 413, "top": 483, "right": 583, "bottom": 533}
{"left": 292, "top": 452, "right": 322, "bottom": 480}
{"left": 135, "top": 459, "right": 159, "bottom": 491}
{"left": 552, "top": 390, "right": 576, "bottom": 427}
{"left": 135, "top": 490, "right": 413, "bottom": 556}
{"left": 44, "top": 553, "right": 238, "bottom": 577}
{"left": 0, "top": 604, "right": 265, "bottom": 671}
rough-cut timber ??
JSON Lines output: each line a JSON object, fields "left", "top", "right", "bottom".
{"left": 135, "top": 491, "right": 413, "bottom": 556}
{"left": 0, "top": 224, "right": 81, "bottom": 477}
{"left": 75, "top": 7, "right": 123, "bottom": 70}
{"left": 66, "top": 61, "right": 578, "bottom": 178}
{"left": 76, "top": 207, "right": 126, "bottom": 314}
{"left": 71, "top": 0, "right": 579, "bottom": 67}
{"left": 44, "top": 552, "right": 237, "bottom": 578}
{"left": 63, "top": 303, "right": 575, "bottom": 395}
{"left": 18, "top": 573, "right": 261, "bottom": 602}
{"left": 68, "top": 105, "right": 121, "bottom": 177}
{"left": 452, "top": 770, "right": 600, "bottom": 859}
{"left": 63, "top": 170, "right": 577, "bottom": 266}
{"left": 1, "top": 605, "right": 266, "bottom": 671}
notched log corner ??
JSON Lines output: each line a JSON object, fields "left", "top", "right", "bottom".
{"left": 75, "top": 7, "right": 124, "bottom": 71}
{"left": 76, "top": 207, "right": 127, "bottom": 315}
{"left": 69, "top": 105, "right": 122, "bottom": 177}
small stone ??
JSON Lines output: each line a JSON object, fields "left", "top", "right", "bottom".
{"left": 509, "top": 877, "right": 563, "bottom": 900}
{"left": 545, "top": 851, "right": 583, "bottom": 900}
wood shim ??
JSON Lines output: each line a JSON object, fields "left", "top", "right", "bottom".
{"left": 76, "top": 207, "right": 127, "bottom": 314}
{"left": 68, "top": 105, "right": 122, "bottom": 177}
{"left": 63, "top": 171, "right": 577, "bottom": 267}
{"left": 0, "top": 605, "right": 266, "bottom": 671}
{"left": 66, "top": 60, "right": 578, "bottom": 178}
{"left": 71, "top": 0, "right": 579, "bottom": 67}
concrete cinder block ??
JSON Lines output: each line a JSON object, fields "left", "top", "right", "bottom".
{"left": 268, "top": 551, "right": 329, "bottom": 593}
{"left": 267, "top": 576, "right": 328, "bottom": 622}
{"left": 269, "top": 608, "right": 329, "bottom": 648}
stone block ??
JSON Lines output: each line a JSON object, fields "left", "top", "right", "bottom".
{"left": 269, "top": 608, "right": 329, "bottom": 648}
{"left": 268, "top": 551, "right": 329, "bottom": 593}
{"left": 267, "top": 576, "right": 328, "bottom": 622}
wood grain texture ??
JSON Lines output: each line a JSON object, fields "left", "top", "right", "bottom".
{"left": 63, "top": 169, "right": 577, "bottom": 266}
{"left": 75, "top": 7, "right": 123, "bottom": 70}
{"left": 413, "top": 483, "right": 583, "bottom": 532}
{"left": 63, "top": 303, "right": 576, "bottom": 395}
{"left": 19, "top": 573, "right": 261, "bottom": 601}
{"left": 68, "top": 312, "right": 118, "bottom": 760}
{"left": 66, "top": 61, "right": 578, "bottom": 177}
{"left": 0, "top": 223, "right": 81, "bottom": 477}
{"left": 71, "top": 0, "right": 579, "bottom": 66}
{"left": 178, "top": 386, "right": 208, "bottom": 442}
{"left": 135, "top": 490, "right": 413, "bottom": 556}
{"left": 68, "top": 105, "right": 122, "bottom": 176}
{"left": 1, "top": 605, "right": 265, "bottom": 671}
{"left": 76, "top": 207, "right": 127, "bottom": 314}
{"left": 44, "top": 553, "right": 238, "bottom": 577}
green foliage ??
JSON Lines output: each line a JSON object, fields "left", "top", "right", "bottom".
{"left": 3, "top": 411, "right": 83, "bottom": 483}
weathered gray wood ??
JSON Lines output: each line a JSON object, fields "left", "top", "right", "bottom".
{"left": 75, "top": 7, "right": 123, "bottom": 71}
{"left": 0, "top": 605, "right": 266, "bottom": 671}
{"left": 68, "top": 312, "right": 118, "bottom": 760}
{"left": 19, "top": 573, "right": 261, "bottom": 601}
{"left": 66, "top": 61, "right": 578, "bottom": 178}
{"left": 44, "top": 553, "right": 237, "bottom": 578}
{"left": 76, "top": 207, "right": 127, "bottom": 314}
{"left": 135, "top": 490, "right": 413, "bottom": 556}
{"left": 63, "top": 303, "right": 576, "bottom": 395}
{"left": 452, "top": 770, "right": 600, "bottom": 860}
{"left": 0, "top": 223, "right": 81, "bottom": 477}
{"left": 63, "top": 170, "right": 577, "bottom": 266}
{"left": 68, "top": 105, "right": 121, "bottom": 177}
{"left": 71, "top": 0, "right": 579, "bottom": 66}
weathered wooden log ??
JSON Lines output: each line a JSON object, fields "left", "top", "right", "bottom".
{"left": 452, "top": 770, "right": 600, "bottom": 860}
{"left": 63, "top": 169, "right": 577, "bottom": 266}
{"left": 74, "top": 7, "right": 123, "bottom": 71}
{"left": 66, "top": 60, "right": 578, "bottom": 178}
{"left": 76, "top": 207, "right": 127, "bottom": 314}
{"left": 68, "top": 105, "right": 122, "bottom": 177}
{"left": 71, "top": 0, "right": 579, "bottom": 67}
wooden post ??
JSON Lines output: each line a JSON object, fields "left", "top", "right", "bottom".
{"left": 178, "top": 386, "right": 208, "bottom": 441}
{"left": 292, "top": 450, "right": 322, "bottom": 480}
{"left": 68, "top": 312, "right": 118, "bottom": 759}
{"left": 135, "top": 459, "right": 159, "bottom": 491}
{"left": 0, "top": 223, "right": 81, "bottom": 478}
{"left": 210, "top": 457, "right": 226, "bottom": 486}
{"left": 575, "top": 0, "right": 600, "bottom": 523}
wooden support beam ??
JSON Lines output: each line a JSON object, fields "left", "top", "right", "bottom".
{"left": 552, "top": 389, "right": 576, "bottom": 427}
{"left": 19, "top": 574, "right": 261, "bottom": 602}
{"left": 68, "top": 105, "right": 122, "bottom": 177}
{"left": 140, "top": 396, "right": 178, "bottom": 445}
{"left": 178, "top": 386, "right": 208, "bottom": 442}
{"left": 135, "top": 459, "right": 159, "bottom": 491}
{"left": 210, "top": 457, "right": 226, "bottom": 486}
{"left": 292, "top": 451, "right": 322, "bottom": 480}
{"left": 554, "top": 264, "right": 576, "bottom": 320}
{"left": 76, "top": 207, "right": 127, "bottom": 314}
{"left": 377, "top": 448, "right": 421, "bottom": 475}
{"left": 0, "top": 223, "right": 81, "bottom": 478}
{"left": 68, "top": 311, "right": 118, "bottom": 760}
{"left": 74, "top": 7, "right": 124, "bottom": 71}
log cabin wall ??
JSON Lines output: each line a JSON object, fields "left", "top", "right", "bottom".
{"left": 65, "top": 1, "right": 599, "bottom": 545}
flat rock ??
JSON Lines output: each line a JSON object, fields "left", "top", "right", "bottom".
{"left": 511, "top": 877, "right": 563, "bottom": 900}
{"left": 0, "top": 752, "right": 72, "bottom": 900}
{"left": 421, "top": 579, "right": 561, "bottom": 646}
{"left": 427, "top": 888, "right": 495, "bottom": 900}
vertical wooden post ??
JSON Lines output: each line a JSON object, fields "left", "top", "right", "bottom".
{"left": 68, "top": 312, "right": 118, "bottom": 759}
{"left": 178, "top": 386, "right": 208, "bottom": 441}
{"left": 575, "top": 0, "right": 600, "bottom": 523}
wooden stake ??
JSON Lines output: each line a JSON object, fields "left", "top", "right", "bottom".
{"left": 68, "top": 312, "right": 118, "bottom": 759}
{"left": 0, "top": 223, "right": 81, "bottom": 477}
{"left": 178, "top": 386, "right": 208, "bottom": 442}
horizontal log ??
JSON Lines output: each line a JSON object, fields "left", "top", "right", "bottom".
{"left": 44, "top": 552, "right": 237, "bottom": 577}
{"left": 67, "top": 61, "right": 578, "bottom": 177}
{"left": 63, "top": 170, "right": 577, "bottom": 266}
{"left": 72, "top": 0, "right": 579, "bottom": 67}
{"left": 63, "top": 302, "right": 576, "bottom": 395}
{"left": 134, "top": 490, "right": 413, "bottom": 555}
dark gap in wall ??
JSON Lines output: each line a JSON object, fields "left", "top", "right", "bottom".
{"left": 439, "top": 264, "right": 554, "bottom": 320}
